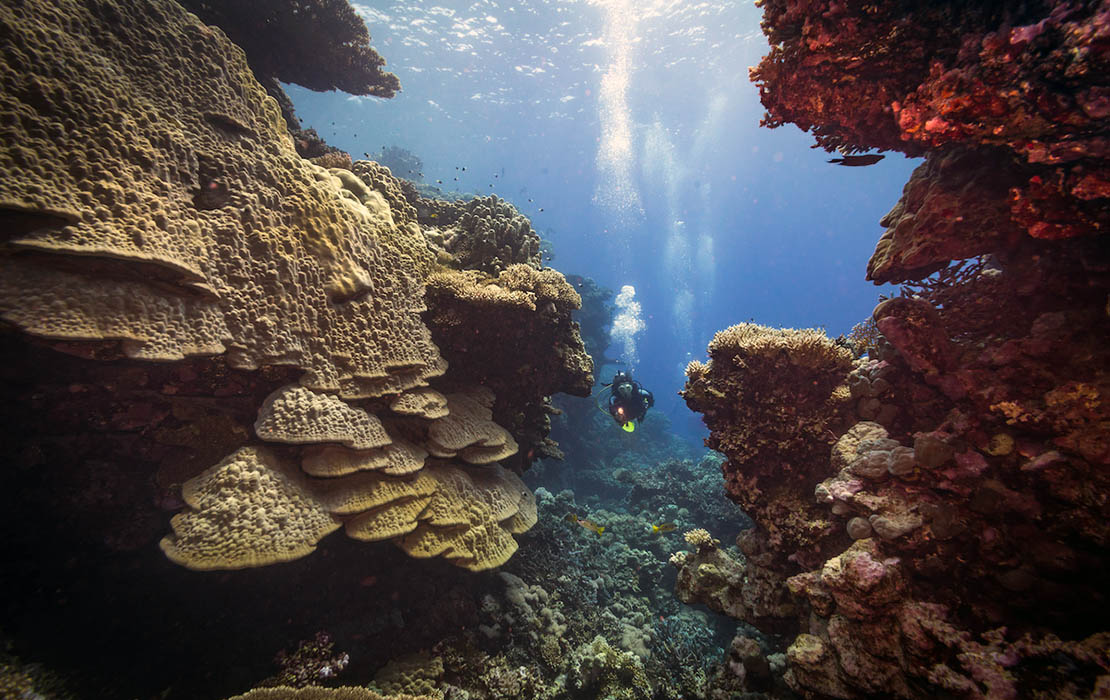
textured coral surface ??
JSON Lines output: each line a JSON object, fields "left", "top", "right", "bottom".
{"left": 0, "top": 0, "right": 588, "bottom": 579}
{"left": 752, "top": 0, "right": 1110, "bottom": 284}
{"left": 178, "top": 0, "right": 401, "bottom": 97}
{"left": 679, "top": 1, "right": 1110, "bottom": 697}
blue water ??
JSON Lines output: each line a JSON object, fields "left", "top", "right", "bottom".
{"left": 288, "top": 0, "right": 921, "bottom": 444}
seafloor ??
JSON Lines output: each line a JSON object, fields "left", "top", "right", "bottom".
{"left": 0, "top": 1, "right": 1107, "bottom": 699}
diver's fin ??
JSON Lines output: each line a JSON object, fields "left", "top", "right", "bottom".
{"left": 622, "top": 422, "right": 635, "bottom": 433}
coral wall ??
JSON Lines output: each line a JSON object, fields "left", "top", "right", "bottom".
{"left": 680, "top": 1, "right": 1110, "bottom": 697}
{"left": 0, "top": 0, "right": 588, "bottom": 575}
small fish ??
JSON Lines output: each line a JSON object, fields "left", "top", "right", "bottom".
{"left": 828, "top": 154, "right": 885, "bottom": 167}
{"left": 651, "top": 522, "right": 677, "bottom": 534}
{"left": 565, "top": 512, "right": 605, "bottom": 535}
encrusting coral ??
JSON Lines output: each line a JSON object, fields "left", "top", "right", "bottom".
{"left": 225, "top": 688, "right": 436, "bottom": 700}
{"left": 675, "top": 1, "right": 1110, "bottom": 697}
{"left": 0, "top": 0, "right": 441, "bottom": 400}
{"left": 752, "top": 0, "right": 1109, "bottom": 284}
{"left": 682, "top": 323, "right": 855, "bottom": 560}
{"left": 417, "top": 194, "right": 542, "bottom": 275}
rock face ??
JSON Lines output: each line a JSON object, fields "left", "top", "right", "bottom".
{"left": 678, "top": 2, "right": 1110, "bottom": 698}
{"left": 0, "top": 0, "right": 587, "bottom": 573}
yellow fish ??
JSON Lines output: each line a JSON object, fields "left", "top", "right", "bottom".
{"left": 651, "top": 522, "right": 677, "bottom": 534}
{"left": 565, "top": 512, "right": 605, "bottom": 535}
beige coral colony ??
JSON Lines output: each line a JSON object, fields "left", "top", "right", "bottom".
{"left": 0, "top": 0, "right": 548, "bottom": 573}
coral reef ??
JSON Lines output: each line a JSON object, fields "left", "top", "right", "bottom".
{"left": 228, "top": 689, "right": 435, "bottom": 700}
{"left": 682, "top": 323, "right": 855, "bottom": 563}
{"left": 259, "top": 631, "right": 351, "bottom": 688}
{"left": 0, "top": 0, "right": 589, "bottom": 582}
{"left": 750, "top": 1, "right": 1108, "bottom": 157}
{"left": 417, "top": 195, "right": 543, "bottom": 275}
{"left": 751, "top": 1, "right": 1109, "bottom": 283}
{"left": 178, "top": 0, "right": 400, "bottom": 98}
{"left": 673, "top": 2, "right": 1110, "bottom": 697}
{"left": 423, "top": 264, "right": 594, "bottom": 470}
{"left": 0, "top": 641, "right": 72, "bottom": 699}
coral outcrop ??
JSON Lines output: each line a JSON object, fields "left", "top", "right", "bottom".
{"left": 0, "top": 0, "right": 587, "bottom": 584}
{"left": 679, "top": 1, "right": 1110, "bottom": 698}
{"left": 424, "top": 264, "right": 594, "bottom": 469}
{"left": 416, "top": 195, "right": 542, "bottom": 275}
{"left": 751, "top": 1, "right": 1109, "bottom": 284}
{"left": 179, "top": 0, "right": 400, "bottom": 98}
{"left": 682, "top": 323, "right": 855, "bottom": 561}
{"left": 226, "top": 689, "right": 435, "bottom": 700}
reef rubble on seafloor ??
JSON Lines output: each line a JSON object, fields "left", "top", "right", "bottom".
{"left": 673, "top": 1, "right": 1110, "bottom": 698}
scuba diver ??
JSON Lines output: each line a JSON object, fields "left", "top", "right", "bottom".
{"left": 597, "top": 371, "right": 654, "bottom": 432}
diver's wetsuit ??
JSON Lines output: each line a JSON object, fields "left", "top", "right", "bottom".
{"left": 607, "top": 372, "right": 654, "bottom": 426}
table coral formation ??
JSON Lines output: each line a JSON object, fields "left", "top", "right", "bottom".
{"left": 255, "top": 384, "right": 393, "bottom": 450}
{"left": 160, "top": 447, "right": 341, "bottom": 571}
{"left": 676, "top": 1, "right": 1110, "bottom": 696}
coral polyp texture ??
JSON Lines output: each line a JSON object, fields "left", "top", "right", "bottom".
{"left": 682, "top": 323, "right": 854, "bottom": 559}
{"left": 0, "top": 0, "right": 440, "bottom": 399}
{"left": 164, "top": 408, "right": 537, "bottom": 572}
{"left": 225, "top": 689, "right": 436, "bottom": 700}
{"left": 751, "top": 0, "right": 1109, "bottom": 284}
{"left": 423, "top": 264, "right": 594, "bottom": 469}
{"left": 675, "top": 1, "right": 1110, "bottom": 697}
{"left": 0, "top": 0, "right": 591, "bottom": 585}
{"left": 417, "top": 194, "right": 543, "bottom": 275}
